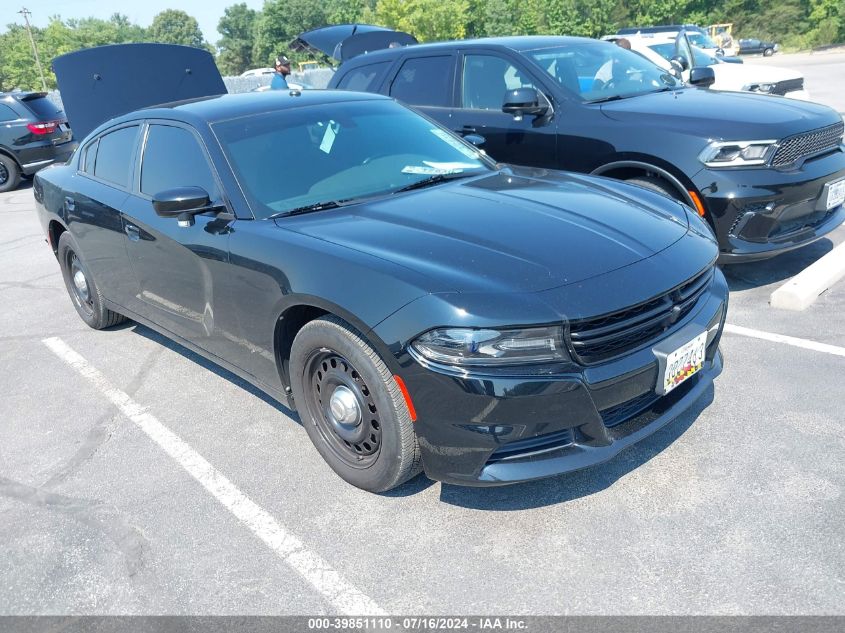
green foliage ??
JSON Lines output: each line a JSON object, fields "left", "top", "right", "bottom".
{"left": 216, "top": 3, "right": 258, "bottom": 75}
{"left": 253, "top": 0, "right": 328, "bottom": 65}
{"left": 148, "top": 9, "right": 206, "bottom": 47}
{"left": 2, "top": 0, "right": 843, "bottom": 92}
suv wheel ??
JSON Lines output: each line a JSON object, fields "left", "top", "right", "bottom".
{"left": 625, "top": 176, "right": 683, "bottom": 202}
{"left": 0, "top": 155, "right": 21, "bottom": 193}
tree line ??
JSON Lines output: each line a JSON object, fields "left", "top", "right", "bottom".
{"left": 1, "top": 0, "right": 843, "bottom": 91}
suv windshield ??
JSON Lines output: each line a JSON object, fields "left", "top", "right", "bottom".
{"left": 213, "top": 100, "right": 492, "bottom": 218}
{"left": 525, "top": 41, "right": 680, "bottom": 102}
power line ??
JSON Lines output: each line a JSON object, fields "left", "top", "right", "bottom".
{"left": 18, "top": 7, "right": 48, "bottom": 92}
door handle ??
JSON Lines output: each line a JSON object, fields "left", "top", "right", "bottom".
{"left": 460, "top": 126, "right": 477, "bottom": 135}
{"left": 124, "top": 223, "right": 140, "bottom": 241}
{"left": 64, "top": 196, "right": 75, "bottom": 212}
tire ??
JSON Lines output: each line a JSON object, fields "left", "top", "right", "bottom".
{"left": 57, "top": 232, "right": 126, "bottom": 329}
{"left": 290, "top": 315, "right": 422, "bottom": 492}
{"left": 0, "top": 154, "right": 21, "bottom": 193}
{"left": 763, "top": 48, "right": 774, "bottom": 57}
{"left": 625, "top": 176, "right": 684, "bottom": 202}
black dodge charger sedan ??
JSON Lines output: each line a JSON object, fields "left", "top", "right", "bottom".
{"left": 35, "top": 44, "right": 726, "bottom": 492}
{"left": 328, "top": 35, "right": 845, "bottom": 263}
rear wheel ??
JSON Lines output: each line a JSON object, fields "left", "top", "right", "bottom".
{"left": 57, "top": 232, "right": 126, "bottom": 329}
{"left": 625, "top": 176, "right": 684, "bottom": 202}
{"left": 0, "top": 154, "right": 21, "bottom": 193}
{"left": 290, "top": 316, "right": 421, "bottom": 492}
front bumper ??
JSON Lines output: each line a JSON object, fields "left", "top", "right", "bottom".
{"left": 695, "top": 147, "right": 845, "bottom": 263}
{"left": 398, "top": 271, "right": 727, "bottom": 486}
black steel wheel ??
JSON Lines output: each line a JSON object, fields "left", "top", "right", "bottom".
{"left": 57, "top": 232, "right": 126, "bottom": 329}
{"left": 0, "top": 154, "right": 21, "bottom": 193}
{"left": 304, "top": 350, "right": 383, "bottom": 468}
{"left": 290, "top": 315, "right": 422, "bottom": 492}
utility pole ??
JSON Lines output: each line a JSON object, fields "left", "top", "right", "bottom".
{"left": 18, "top": 8, "right": 48, "bottom": 92}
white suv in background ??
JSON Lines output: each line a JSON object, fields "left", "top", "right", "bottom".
{"left": 609, "top": 33, "right": 810, "bottom": 101}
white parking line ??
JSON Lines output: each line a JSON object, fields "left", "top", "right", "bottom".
{"left": 724, "top": 324, "right": 845, "bottom": 358}
{"left": 42, "top": 336, "right": 385, "bottom": 616}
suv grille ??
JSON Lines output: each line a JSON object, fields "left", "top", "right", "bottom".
{"left": 567, "top": 268, "right": 713, "bottom": 365}
{"left": 771, "top": 121, "right": 843, "bottom": 168}
{"left": 770, "top": 78, "right": 804, "bottom": 96}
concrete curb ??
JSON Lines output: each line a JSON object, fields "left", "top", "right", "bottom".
{"left": 770, "top": 240, "right": 845, "bottom": 310}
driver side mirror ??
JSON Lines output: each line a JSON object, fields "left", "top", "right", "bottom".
{"left": 671, "top": 55, "right": 689, "bottom": 71}
{"left": 502, "top": 87, "right": 549, "bottom": 120}
{"left": 153, "top": 186, "right": 214, "bottom": 227}
{"left": 689, "top": 66, "right": 716, "bottom": 88}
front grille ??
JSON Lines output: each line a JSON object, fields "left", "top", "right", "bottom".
{"left": 771, "top": 121, "right": 843, "bottom": 168}
{"left": 486, "top": 428, "right": 574, "bottom": 464}
{"left": 771, "top": 77, "right": 804, "bottom": 96}
{"left": 567, "top": 268, "right": 713, "bottom": 365}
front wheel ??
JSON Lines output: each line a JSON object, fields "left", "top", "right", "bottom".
{"left": 290, "top": 316, "right": 421, "bottom": 492}
{"left": 57, "top": 232, "right": 126, "bottom": 329}
{"left": 763, "top": 48, "right": 774, "bottom": 57}
{"left": 625, "top": 176, "right": 684, "bottom": 202}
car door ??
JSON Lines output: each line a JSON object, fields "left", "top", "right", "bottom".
{"left": 120, "top": 121, "right": 231, "bottom": 345}
{"left": 450, "top": 50, "right": 557, "bottom": 168}
{"left": 66, "top": 124, "right": 142, "bottom": 310}
{"left": 384, "top": 53, "right": 456, "bottom": 129}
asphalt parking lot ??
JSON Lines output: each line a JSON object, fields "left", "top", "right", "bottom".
{"left": 2, "top": 71, "right": 845, "bottom": 616}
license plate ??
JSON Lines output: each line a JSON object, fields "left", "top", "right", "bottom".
{"left": 59, "top": 123, "right": 68, "bottom": 132}
{"left": 661, "top": 332, "right": 707, "bottom": 395}
{"left": 826, "top": 178, "right": 845, "bottom": 210}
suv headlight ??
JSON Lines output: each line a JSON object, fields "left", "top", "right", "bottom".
{"left": 742, "top": 82, "right": 777, "bottom": 93}
{"left": 410, "top": 326, "right": 568, "bottom": 367}
{"left": 699, "top": 140, "right": 777, "bottom": 167}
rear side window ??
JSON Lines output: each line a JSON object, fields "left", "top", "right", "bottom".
{"left": 141, "top": 124, "right": 217, "bottom": 198}
{"left": 93, "top": 126, "right": 139, "bottom": 188}
{"left": 389, "top": 56, "right": 453, "bottom": 107}
{"left": 0, "top": 104, "right": 19, "bottom": 122}
{"left": 336, "top": 62, "right": 391, "bottom": 92}
{"left": 81, "top": 140, "right": 98, "bottom": 174}
{"left": 20, "top": 95, "right": 63, "bottom": 120}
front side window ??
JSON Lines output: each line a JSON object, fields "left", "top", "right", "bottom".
{"left": 527, "top": 41, "right": 681, "bottom": 102}
{"left": 93, "top": 126, "right": 139, "bottom": 188}
{"left": 141, "top": 124, "right": 217, "bottom": 198}
{"left": 389, "top": 56, "right": 453, "bottom": 107}
{"left": 213, "top": 100, "right": 492, "bottom": 218}
{"left": 462, "top": 55, "right": 536, "bottom": 110}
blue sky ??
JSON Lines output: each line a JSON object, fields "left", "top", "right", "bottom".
{"left": 5, "top": 0, "right": 265, "bottom": 44}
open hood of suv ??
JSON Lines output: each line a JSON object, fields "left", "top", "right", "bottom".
{"left": 52, "top": 43, "right": 226, "bottom": 140}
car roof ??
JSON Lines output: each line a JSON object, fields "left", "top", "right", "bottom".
{"left": 90, "top": 90, "right": 392, "bottom": 136}
{"left": 339, "top": 35, "right": 600, "bottom": 66}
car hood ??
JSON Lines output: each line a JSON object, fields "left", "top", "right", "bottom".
{"left": 277, "top": 170, "right": 690, "bottom": 294}
{"left": 712, "top": 62, "right": 801, "bottom": 88}
{"left": 600, "top": 87, "right": 839, "bottom": 139}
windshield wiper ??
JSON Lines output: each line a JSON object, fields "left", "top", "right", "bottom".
{"left": 587, "top": 94, "right": 626, "bottom": 104}
{"left": 269, "top": 200, "right": 343, "bottom": 219}
{"left": 394, "top": 171, "right": 478, "bottom": 194}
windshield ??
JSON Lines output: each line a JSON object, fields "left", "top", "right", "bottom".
{"left": 647, "top": 42, "right": 719, "bottom": 67}
{"left": 686, "top": 32, "right": 719, "bottom": 49}
{"left": 526, "top": 41, "right": 680, "bottom": 102}
{"left": 212, "top": 100, "right": 492, "bottom": 218}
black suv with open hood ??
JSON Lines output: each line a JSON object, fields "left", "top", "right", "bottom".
{"left": 328, "top": 35, "right": 845, "bottom": 262}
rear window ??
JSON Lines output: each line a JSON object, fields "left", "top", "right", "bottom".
{"left": 19, "top": 95, "right": 64, "bottom": 121}
{"left": 0, "top": 104, "right": 19, "bottom": 122}
{"left": 336, "top": 62, "right": 391, "bottom": 92}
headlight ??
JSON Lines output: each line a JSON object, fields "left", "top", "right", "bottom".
{"left": 698, "top": 140, "right": 777, "bottom": 167}
{"left": 410, "top": 326, "right": 568, "bottom": 367}
{"left": 742, "top": 82, "right": 776, "bottom": 93}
